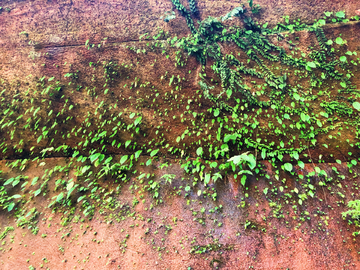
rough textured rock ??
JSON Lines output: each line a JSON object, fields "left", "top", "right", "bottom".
{"left": 1, "top": 1, "right": 360, "bottom": 269}
{"left": 0, "top": 158, "right": 359, "bottom": 269}
{"left": 0, "top": 1, "right": 360, "bottom": 161}
{"left": 0, "top": 157, "right": 360, "bottom": 269}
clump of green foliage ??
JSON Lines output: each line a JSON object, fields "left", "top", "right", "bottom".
{"left": 342, "top": 200, "right": 360, "bottom": 236}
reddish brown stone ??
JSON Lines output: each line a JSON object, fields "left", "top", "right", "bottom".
{"left": 1, "top": 1, "right": 360, "bottom": 269}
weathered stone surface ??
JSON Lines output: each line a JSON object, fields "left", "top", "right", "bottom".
{"left": 0, "top": 157, "right": 360, "bottom": 269}
{"left": 1, "top": 21, "right": 360, "bottom": 161}
{"left": 1, "top": 1, "right": 360, "bottom": 269}
{"left": 0, "top": 0, "right": 359, "bottom": 50}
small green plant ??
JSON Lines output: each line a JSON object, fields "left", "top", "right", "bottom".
{"left": 0, "top": 226, "right": 14, "bottom": 240}
{"left": 228, "top": 152, "right": 256, "bottom": 186}
{"left": 161, "top": 174, "right": 176, "bottom": 184}
{"left": 342, "top": 200, "right": 360, "bottom": 236}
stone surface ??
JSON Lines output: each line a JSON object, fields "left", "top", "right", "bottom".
{"left": 0, "top": 1, "right": 360, "bottom": 161}
{"left": 0, "top": 157, "right": 360, "bottom": 269}
{"left": 1, "top": 1, "right": 360, "bottom": 269}
{"left": 0, "top": 0, "right": 359, "bottom": 49}
{"left": 0, "top": 23, "right": 360, "bottom": 163}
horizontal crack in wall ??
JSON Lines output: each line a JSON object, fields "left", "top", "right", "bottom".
{"left": 0, "top": 21, "right": 358, "bottom": 51}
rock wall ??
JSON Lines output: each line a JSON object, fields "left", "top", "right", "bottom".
{"left": 1, "top": 1, "right": 360, "bottom": 269}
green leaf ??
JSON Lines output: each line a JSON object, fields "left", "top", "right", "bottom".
{"left": 94, "top": 159, "right": 101, "bottom": 168}
{"left": 146, "top": 159, "right": 152, "bottom": 166}
{"left": 98, "top": 131, "right": 107, "bottom": 138}
{"left": 261, "top": 149, "right": 266, "bottom": 159}
{"left": 210, "top": 162, "right": 218, "bottom": 168}
{"left": 185, "top": 186, "right": 191, "bottom": 192}
{"left": 80, "top": 165, "right": 90, "bottom": 175}
{"left": 7, "top": 202, "right": 15, "bottom": 212}
{"left": 4, "top": 178, "right": 14, "bottom": 186}
{"left": 125, "top": 140, "right": 131, "bottom": 148}
{"left": 292, "top": 151, "right": 299, "bottom": 160}
{"left": 317, "top": 19, "right": 326, "bottom": 26}
{"left": 316, "top": 119, "right": 322, "bottom": 127}
{"left": 228, "top": 155, "right": 241, "bottom": 164}
{"left": 298, "top": 160, "right": 305, "bottom": 169}
{"left": 244, "top": 154, "right": 256, "bottom": 170}
{"left": 104, "top": 156, "right": 113, "bottom": 164}
{"left": 335, "top": 11, "right": 345, "bottom": 18}
{"left": 228, "top": 152, "right": 256, "bottom": 169}
{"left": 240, "top": 175, "right": 247, "bottom": 186}
{"left": 339, "top": 56, "right": 347, "bottom": 62}
{"left": 56, "top": 192, "right": 64, "bottom": 202}
{"left": 169, "top": 76, "right": 174, "bottom": 86}
{"left": 120, "top": 155, "right": 128, "bottom": 164}
{"left": 204, "top": 173, "right": 211, "bottom": 185}
{"left": 67, "top": 185, "right": 77, "bottom": 199}
{"left": 284, "top": 163, "right": 293, "bottom": 172}
{"left": 320, "top": 111, "right": 329, "bottom": 118}
{"left": 135, "top": 150, "right": 142, "bottom": 159}
{"left": 134, "top": 116, "right": 142, "bottom": 126}
{"left": 238, "top": 170, "right": 253, "bottom": 175}
{"left": 263, "top": 187, "right": 268, "bottom": 195}
{"left": 129, "top": 112, "right": 136, "bottom": 119}
{"left": 325, "top": 39, "right": 333, "bottom": 46}
{"left": 98, "top": 154, "right": 105, "bottom": 162}
{"left": 77, "top": 195, "right": 86, "bottom": 203}
{"left": 300, "top": 112, "right": 310, "bottom": 122}
{"left": 306, "top": 62, "right": 316, "bottom": 68}
{"left": 224, "top": 134, "right": 237, "bottom": 143}
{"left": 335, "top": 37, "right": 344, "bottom": 45}
{"left": 12, "top": 194, "right": 22, "bottom": 199}
{"left": 12, "top": 179, "right": 20, "bottom": 187}
{"left": 340, "top": 82, "right": 347, "bottom": 88}
{"left": 150, "top": 149, "right": 159, "bottom": 157}
{"left": 89, "top": 153, "right": 101, "bottom": 163}
{"left": 293, "top": 93, "right": 300, "bottom": 100}
{"left": 226, "top": 89, "right": 232, "bottom": 98}
{"left": 353, "top": 102, "right": 360, "bottom": 111}
{"left": 66, "top": 181, "right": 74, "bottom": 191}
{"left": 196, "top": 147, "right": 203, "bottom": 156}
